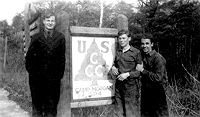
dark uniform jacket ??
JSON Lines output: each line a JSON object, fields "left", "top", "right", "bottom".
{"left": 25, "top": 30, "right": 66, "bottom": 80}
{"left": 113, "top": 46, "right": 142, "bottom": 117}
{"left": 114, "top": 46, "right": 142, "bottom": 82}
{"left": 141, "top": 50, "right": 168, "bottom": 117}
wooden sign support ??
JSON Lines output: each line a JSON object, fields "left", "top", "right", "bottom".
{"left": 117, "top": 14, "right": 128, "bottom": 31}
{"left": 57, "top": 11, "right": 71, "bottom": 117}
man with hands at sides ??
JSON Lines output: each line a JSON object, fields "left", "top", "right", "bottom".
{"left": 136, "top": 34, "right": 169, "bottom": 117}
{"left": 111, "top": 29, "right": 142, "bottom": 117}
{"left": 25, "top": 11, "right": 66, "bottom": 117}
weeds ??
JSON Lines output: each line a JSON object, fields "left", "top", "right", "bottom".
{"left": 166, "top": 63, "right": 200, "bottom": 117}
{"left": 1, "top": 63, "right": 200, "bottom": 117}
{"left": 0, "top": 72, "right": 32, "bottom": 113}
{"left": 71, "top": 105, "right": 115, "bottom": 117}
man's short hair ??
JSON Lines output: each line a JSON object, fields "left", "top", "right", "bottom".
{"left": 141, "top": 33, "right": 154, "bottom": 43}
{"left": 42, "top": 10, "right": 56, "bottom": 20}
{"left": 118, "top": 29, "right": 131, "bottom": 37}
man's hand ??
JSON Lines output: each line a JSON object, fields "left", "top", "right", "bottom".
{"left": 117, "top": 72, "right": 130, "bottom": 81}
{"left": 136, "top": 63, "right": 144, "bottom": 72}
{"left": 111, "top": 66, "right": 119, "bottom": 76}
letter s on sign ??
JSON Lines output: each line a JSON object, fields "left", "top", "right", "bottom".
{"left": 101, "top": 41, "right": 109, "bottom": 53}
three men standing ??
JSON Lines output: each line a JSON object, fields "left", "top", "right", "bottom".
{"left": 25, "top": 10, "right": 168, "bottom": 117}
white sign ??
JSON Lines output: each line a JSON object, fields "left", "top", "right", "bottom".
{"left": 72, "top": 36, "right": 115, "bottom": 100}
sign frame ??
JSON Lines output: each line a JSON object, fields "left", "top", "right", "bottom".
{"left": 70, "top": 26, "right": 118, "bottom": 108}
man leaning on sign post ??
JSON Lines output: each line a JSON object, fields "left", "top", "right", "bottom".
{"left": 111, "top": 29, "right": 142, "bottom": 117}
{"left": 25, "top": 11, "right": 66, "bottom": 117}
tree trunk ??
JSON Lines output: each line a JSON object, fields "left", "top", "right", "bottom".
{"left": 99, "top": 0, "right": 104, "bottom": 28}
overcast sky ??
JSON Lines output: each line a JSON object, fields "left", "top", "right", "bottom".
{"left": 0, "top": 0, "right": 138, "bottom": 25}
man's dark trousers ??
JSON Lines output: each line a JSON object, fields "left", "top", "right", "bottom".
{"left": 29, "top": 74, "right": 61, "bottom": 117}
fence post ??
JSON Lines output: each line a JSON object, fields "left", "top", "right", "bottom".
{"left": 3, "top": 37, "right": 7, "bottom": 70}
{"left": 56, "top": 11, "right": 71, "bottom": 117}
{"left": 0, "top": 38, "right": 3, "bottom": 75}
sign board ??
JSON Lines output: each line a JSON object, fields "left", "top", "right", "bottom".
{"left": 70, "top": 26, "right": 118, "bottom": 108}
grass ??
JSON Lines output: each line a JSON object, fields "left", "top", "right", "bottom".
{"left": 71, "top": 105, "right": 115, "bottom": 117}
{"left": 0, "top": 72, "right": 32, "bottom": 113}
{"left": 0, "top": 64, "right": 200, "bottom": 117}
{"left": 0, "top": 71, "right": 116, "bottom": 117}
{"left": 165, "top": 63, "right": 200, "bottom": 117}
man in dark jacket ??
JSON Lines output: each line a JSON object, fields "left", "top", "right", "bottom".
{"left": 136, "top": 34, "right": 169, "bottom": 117}
{"left": 111, "top": 29, "right": 142, "bottom": 117}
{"left": 25, "top": 11, "right": 65, "bottom": 117}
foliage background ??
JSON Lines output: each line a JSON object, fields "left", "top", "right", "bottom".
{"left": 0, "top": 0, "right": 200, "bottom": 116}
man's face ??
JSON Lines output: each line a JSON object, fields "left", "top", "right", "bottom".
{"left": 43, "top": 16, "right": 56, "bottom": 30}
{"left": 141, "top": 38, "right": 153, "bottom": 54}
{"left": 118, "top": 34, "right": 131, "bottom": 48}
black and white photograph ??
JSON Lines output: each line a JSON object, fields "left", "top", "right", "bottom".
{"left": 0, "top": 0, "right": 200, "bottom": 117}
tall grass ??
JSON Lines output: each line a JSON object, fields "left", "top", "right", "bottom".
{"left": 166, "top": 63, "right": 200, "bottom": 117}
{"left": 2, "top": 66, "right": 200, "bottom": 117}
{"left": 1, "top": 59, "right": 200, "bottom": 117}
{"left": 0, "top": 72, "right": 32, "bottom": 113}
{"left": 0, "top": 35, "right": 32, "bottom": 113}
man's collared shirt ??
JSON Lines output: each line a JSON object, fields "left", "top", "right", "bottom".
{"left": 114, "top": 46, "right": 142, "bottom": 79}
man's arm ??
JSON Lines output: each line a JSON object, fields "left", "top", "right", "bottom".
{"left": 129, "top": 51, "right": 142, "bottom": 78}
{"left": 25, "top": 36, "right": 38, "bottom": 73}
{"left": 118, "top": 51, "right": 142, "bottom": 80}
{"left": 138, "top": 55, "right": 166, "bottom": 82}
{"left": 129, "top": 65, "right": 141, "bottom": 78}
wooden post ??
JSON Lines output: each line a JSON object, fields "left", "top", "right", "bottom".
{"left": 56, "top": 11, "right": 71, "bottom": 117}
{"left": 116, "top": 14, "right": 128, "bottom": 49}
{"left": 0, "top": 38, "right": 3, "bottom": 75}
{"left": 24, "top": 3, "right": 31, "bottom": 56}
{"left": 23, "top": 3, "right": 41, "bottom": 56}
{"left": 0, "top": 60, "right": 2, "bottom": 76}
{"left": 117, "top": 14, "right": 128, "bottom": 31}
{"left": 3, "top": 37, "right": 7, "bottom": 70}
